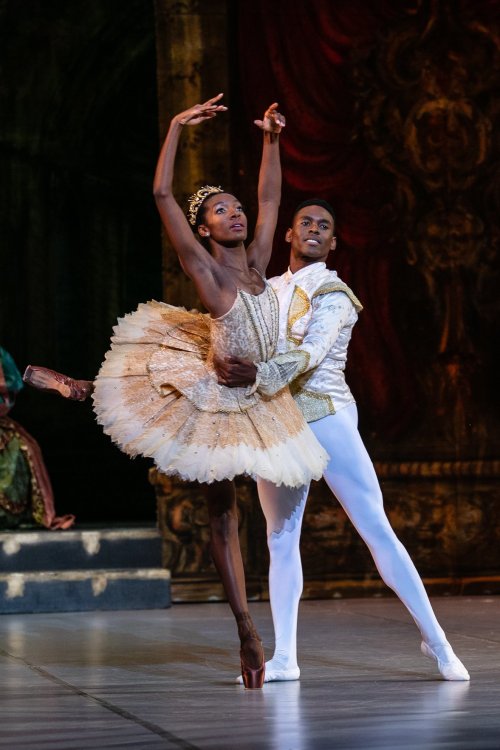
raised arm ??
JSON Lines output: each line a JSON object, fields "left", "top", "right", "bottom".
{"left": 246, "top": 104, "right": 285, "bottom": 274}
{"left": 153, "top": 94, "right": 227, "bottom": 280}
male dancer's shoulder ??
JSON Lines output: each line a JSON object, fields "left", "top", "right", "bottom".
{"left": 269, "top": 267, "right": 362, "bottom": 313}
{"left": 308, "top": 270, "right": 363, "bottom": 313}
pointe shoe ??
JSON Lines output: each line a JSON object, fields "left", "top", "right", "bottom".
{"left": 236, "top": 662, "right": 300, "bottom": 684}
{"left": 236, "top": 613, "right": 265, "bottom": 689}
{"left": 240, "top": 655, "right": 265, "bottom": 689}
{"left": 23, "top": 366, "right": 93, "bottom": 401}
{"left": 421, "top": 641, "right": 470, "bottom": 681}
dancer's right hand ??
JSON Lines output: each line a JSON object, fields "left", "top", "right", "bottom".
{"left": 174, "top": 93, "right": 227, "bottom": 126}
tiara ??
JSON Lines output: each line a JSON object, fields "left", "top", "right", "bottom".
{"left": 187, "top": 185, "right": 224, "bottom": 226}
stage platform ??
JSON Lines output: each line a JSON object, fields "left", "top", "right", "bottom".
{"left": 0, "top": 596, "right": 498, "bottom": 749}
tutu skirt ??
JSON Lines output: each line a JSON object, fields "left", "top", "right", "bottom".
{"left": 92, "top": 300, "right": 328, "bottom": 488}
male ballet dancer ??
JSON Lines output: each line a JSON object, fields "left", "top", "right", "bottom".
{"left": 215, "top": 198, "right": 470, "bottom": 683}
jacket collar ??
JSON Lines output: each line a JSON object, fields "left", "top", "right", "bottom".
{"left": 284, "top": 262, "right": 331, "bottom": 284}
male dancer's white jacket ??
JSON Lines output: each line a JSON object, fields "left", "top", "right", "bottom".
{"left": 248, "top": 261, "right": 467, "bottom": 683}
{"left": 250, "top": 262, "right": 362, "bottom": 419}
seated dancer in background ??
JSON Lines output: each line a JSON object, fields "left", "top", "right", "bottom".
{"left": 216, "top": 199, "right": 470, "bottom": 683}
{"left": 0, "top": 346, "right": 74, "bottom": 529}
{"left": 23, "top": 96, "right": 328, "bottom": 689}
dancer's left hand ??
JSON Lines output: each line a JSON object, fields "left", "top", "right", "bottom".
{"left": 254, "top": 102, "right": 286, "bottom": 133}
{"left": 214, "top": 356, "right": 257, "bottom": 387}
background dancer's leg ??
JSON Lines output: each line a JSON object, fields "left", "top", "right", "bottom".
{"left": 204, "top": 480, "right": 264, "bottom": 687}
{"left": 23, "top": 366, "right": 93, "bottom": 401}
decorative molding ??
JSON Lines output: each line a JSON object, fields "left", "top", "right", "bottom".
{"left": 374, "top": 460, "right": 500, "bottom": 479}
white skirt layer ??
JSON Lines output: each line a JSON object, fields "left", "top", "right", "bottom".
{"left": 92, "top": 301, "right": 328, "bottom": 487}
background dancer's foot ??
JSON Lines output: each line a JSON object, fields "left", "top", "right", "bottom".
{"left": 23, "top": 366, "right": 93, "bottom": 401}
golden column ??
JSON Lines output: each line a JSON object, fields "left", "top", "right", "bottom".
{"left": 154, "top": 0, "right": 231, "bottom": 308}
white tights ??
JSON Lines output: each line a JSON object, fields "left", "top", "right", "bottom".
{"left": 257, "top": 403, "right": 448, "bottom": 672}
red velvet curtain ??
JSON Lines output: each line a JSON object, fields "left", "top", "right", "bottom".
{"left": 237, "top": 1, "right": 417, "bottom": 435}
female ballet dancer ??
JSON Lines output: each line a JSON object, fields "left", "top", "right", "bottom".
{"left": 24, "top": 96, "right": 328, "bottom": 688}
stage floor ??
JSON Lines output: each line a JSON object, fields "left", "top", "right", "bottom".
{"left": 0, "top": 596, "right": 498, "bottom": 749}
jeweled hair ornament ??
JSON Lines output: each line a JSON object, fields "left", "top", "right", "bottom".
{"left": 187, "top": 185, "right": 224, "bottom": 226}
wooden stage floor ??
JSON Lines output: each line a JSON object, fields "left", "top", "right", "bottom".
{"left": 0, "top": 597, "right": 498, "bottom": 749}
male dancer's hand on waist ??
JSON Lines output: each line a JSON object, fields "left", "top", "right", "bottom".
{"left": 214, "top": 356, "right": 257, "bottom": 387}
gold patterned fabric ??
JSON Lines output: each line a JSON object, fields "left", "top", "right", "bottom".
{"left": 250, "top": 349, "right": 310, "bottom": 397}
{"left": 92, "top": 285, "right": 329, "bottom": 487}
{"left": 287, "top": 286, "right": 311, "bottom": 344}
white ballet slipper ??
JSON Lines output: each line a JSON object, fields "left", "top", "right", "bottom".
{"left": 421, "top": 641, "right": 470, "bottom": 681}
{"left": 236, "top": 660, "right": 300, "bottom": 684}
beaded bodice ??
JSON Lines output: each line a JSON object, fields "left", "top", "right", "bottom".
{"left": 210, "top": 283, "right": 279, "bottom": 363}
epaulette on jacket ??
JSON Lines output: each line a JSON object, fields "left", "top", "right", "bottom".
{"left": 311, "top": 282, "right": 363, "bottom": 312}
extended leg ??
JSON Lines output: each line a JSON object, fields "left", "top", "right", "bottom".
{"left": 203, "top": 480, "right": 264, "bottom": 688}
{"left": 311, "top": 405, "right": 469, "bottom": 681}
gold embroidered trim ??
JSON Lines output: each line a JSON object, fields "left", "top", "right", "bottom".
{"left": 290, "top": 386, "right": 336, "bottom": 423}
{"left": 287, "top": 286, "right": 311, "bottom": 343}
{"left": 312, "top": 282, "right": 363, "bottom": 312}
{"left": 292, "top": 349, "right": 311, "bottom": 375}
{"left": 254, "top": 348, "right": 311, "bottom": 397}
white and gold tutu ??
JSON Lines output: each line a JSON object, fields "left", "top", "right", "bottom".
{"left": 92, "top": 283, "right": 328, "bottom": 487}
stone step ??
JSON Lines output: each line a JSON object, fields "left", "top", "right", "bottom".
{"left": 0, "top": 526, "right": 162, "bottom": 572}
{"left": 0, "top": 568, "right": 171, "bottom": 614}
